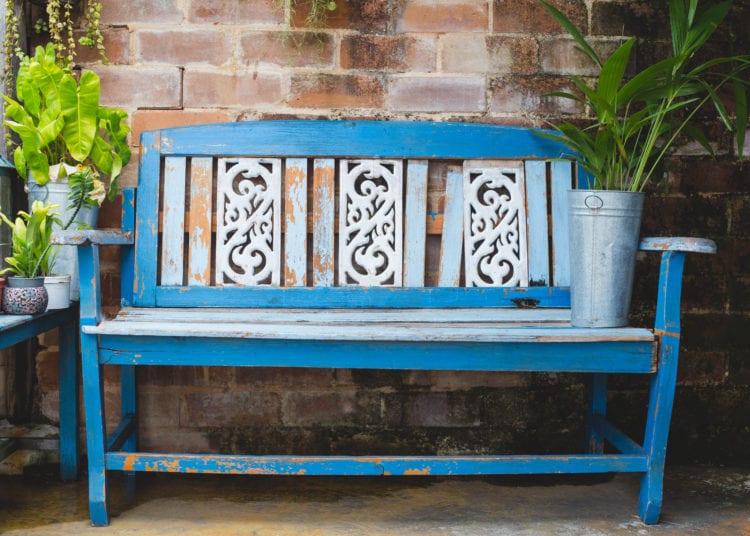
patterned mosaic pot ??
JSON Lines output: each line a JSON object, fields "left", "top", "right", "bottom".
{"left": 2, "top": 276, "right": 49, "bottom": 315}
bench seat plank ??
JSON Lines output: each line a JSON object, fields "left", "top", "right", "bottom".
{"left": 96, "top": 336, "right": 654, "bottom": 373}
{"left": 85, "top": 307, "right": 653, "bottom": 343}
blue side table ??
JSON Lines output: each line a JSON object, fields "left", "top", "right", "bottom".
{"left": 0, "top": 305, "right": 79, "bottom": 480}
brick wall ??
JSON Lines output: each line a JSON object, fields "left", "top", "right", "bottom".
{"left": 31, "top": 0, "right": 750, "bottom": 463}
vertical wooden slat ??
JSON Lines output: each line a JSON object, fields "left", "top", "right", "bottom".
{"left": 134, "top": 131, "right": 162, "bottom": 305}
{"left": 438, "top": 166, "right": 464, "bottom": 287}
{"left": 313, "top": 158, "right": 335, "bottom": 287}
{"left": 525, "top": 160, "right": 550, "bottom": 286}
{"left": 160, "top": 157, "right": 186, "bottom": 286}
{"left": 403, "top": 160, "right": 428, "bottom": 287}
{"left": 120, "top": 188, "right": 136, "bottom": 306}
{"left": 551, "top": 160, "right": 573, "bottom": 286}
{"left": 188, "top": 157, "right": 213, "bottom": 286}
{"left": 285, "top": 158, "right": 308, "bottom": 286}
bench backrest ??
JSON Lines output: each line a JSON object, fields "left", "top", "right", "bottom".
{"left": 131, "top": 121, "right": 579, "bottom": 308}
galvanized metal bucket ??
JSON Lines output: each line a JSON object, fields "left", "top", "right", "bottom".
{"left": 27, "top": 174, "right": 98, "bottom": 301}
{"left": 568, "top": 190, "right": 645, "bottom": 328}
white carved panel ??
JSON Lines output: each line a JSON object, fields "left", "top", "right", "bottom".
{"left": 463, "top": 165, "right": 528, "bottom": 287}
{"left": 339, "top": 160, "right": 403, "bottom": 286}
{"left": 216, "top": 158, "right": 281, "bottom": 286}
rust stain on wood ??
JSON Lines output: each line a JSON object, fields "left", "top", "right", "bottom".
{"left": 122, "top": 454, "right": 137, "bottom": 472}
{"left": 403, "top": 468, "right": 431, "bottom": 475}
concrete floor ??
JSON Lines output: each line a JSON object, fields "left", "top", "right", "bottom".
{"left": 0, "top": 464, "right": 748, "bottom": 535}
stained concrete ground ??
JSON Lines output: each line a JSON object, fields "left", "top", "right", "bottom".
{"left": 0, "top": 462, "right": 748, "bottom": 535}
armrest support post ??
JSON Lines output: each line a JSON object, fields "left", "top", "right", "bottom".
{"left": 78, "top": 244, "right": 102, "bottom": 326}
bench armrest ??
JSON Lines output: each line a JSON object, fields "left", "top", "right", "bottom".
{"left": 640, "top": 237, "right": 716, "bottom": 254}
{"left": 52, "top": 229, "right": 134, "bottom": 246}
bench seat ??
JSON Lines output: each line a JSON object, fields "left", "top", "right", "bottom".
{"left": 86, "top": 307, "right": 655, "bottom": 373}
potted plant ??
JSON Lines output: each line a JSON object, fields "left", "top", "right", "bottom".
{"left": 0, "top": 201, "right": 61, "bottom": 314}
{"left": 537, "top": 0, "right": 749, "bottom": 327}
{"left": 2, "top": 42, "right": 130, "bottom": 298}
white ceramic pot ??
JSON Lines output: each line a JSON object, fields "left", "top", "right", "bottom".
{"left": 44, "top": 274, "right": 72, "bottom": 310}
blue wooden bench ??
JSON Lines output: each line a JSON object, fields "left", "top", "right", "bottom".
{"left": 0, "top": 306, "right": 79, "bottom": 479}
{"left": 59, "top": 121, "right": 715, "bottom": 526}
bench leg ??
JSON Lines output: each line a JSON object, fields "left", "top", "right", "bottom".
{"left": 638, "top": 334, "right": 679, "bottom": 525}
{"left": 58, "top": 318, "right": 79, "bottom": 481}
{"left": 585, "top": 373, "right": 607, "bottom": 454}
{"left": 81, "top": 332, "right": 110, "bottom": 526}
{"left": 121, "top": 365, "right": 137, "bottom": 497}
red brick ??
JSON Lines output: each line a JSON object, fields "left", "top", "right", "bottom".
{"left": 396, "top": 0, "right": 488, "bottom": 32}
{"left": 235, "top": 367, "right": 337, "bottom": 387}
{"left": 239, "top": 32, "right": 335, "bottom": 68}
{"left": 540, "top": 38, "right": 596, "bottom": 77}
{"left": 115, "top": 162, "right": 139, "bottom": 190}
{"left": 101, "top": 0, "right": 183, "bottom": 24}
{"left": 93, "top": 66, "right": 183, "bottom": 109}
{"left": 291, "top": 0, "right": 388, "bottom": 33}
{"left": 188, "top": 0, "right": 282, "bottom": 24}
{"left": 289, "top": 74, "right": 384, "bottom": 108}
{"left": 431, "top": 371, "right": 527, "bottom": 390}
{"left": 39, "top": 390, "right": 60, "bottom": 423}
{"left": 131, "top": 110, "right": 234, "bottom": 143}
{"left": 490, "top": 76, "right": 583, "bottom": 115}
{"left": 341, "top": 35, "right": 436, "bottom": 72}
{"left": 184, "top": 71, "right": 282, "bottom": 108}
{"left": 591, "top": 1, "right": 669, "bottom": 38}
{"left": 180, "top": 392, "right": 281, "bottom": 427}
{"left": 35, "top": 350, "right": 59, "bottom": 390}
{"left": 138, "top": 428, "right": 212, "bottom": 453}
{"left": 136, "top": 30, "right": 232, "bottom": 66}
{"left": 494, "top": 0, "right": 587, "bottom": 34}
{"left": 282, "top": 391, "right": 357, "bottom": 426}
{"left": 442, "top": 35, "right": 537, "bottom": 74}
{"left": 404, "top": 392, "right": 450, "bottom": 426}
{"left": 138, "top": 390, "right": 180, "bottom": 428}
{"left": 75, "top": 27, "right": 130, "bottom": 65}
{"left": 388, "top": 76, "right": 485, "bottom": 113}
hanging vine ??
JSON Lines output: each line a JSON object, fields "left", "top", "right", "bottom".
{"left": 3, "top": 0, "right": 106, "bottom": 83}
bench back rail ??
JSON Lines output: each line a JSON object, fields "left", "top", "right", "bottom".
{"left": 133, "top": 121, "right": 575, "bottom": 308}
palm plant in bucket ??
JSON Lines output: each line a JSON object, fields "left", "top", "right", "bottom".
{"left": 538, "top": 0, "right": 750, "bottom": 191}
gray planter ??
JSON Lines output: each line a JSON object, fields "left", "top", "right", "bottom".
{"left": 568, "top": 190, "right": 645, "bottom": 328}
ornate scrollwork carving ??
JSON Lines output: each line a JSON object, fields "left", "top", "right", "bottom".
{"left": 216, "top": 158, "right": 281, "bottom": 285}
{"left": 464, "top": 166, "right": 528, "bottom": 287}
{"left": 339, "top": 160, "right": 403, "bottom": 286}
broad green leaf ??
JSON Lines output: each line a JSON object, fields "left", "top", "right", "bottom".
{"left": 60, "top": 71, "right": 100, "bottom": 163}
{"left": 598, "top": 38, "right": 635, "bottom": 109}
{"left": 37, "top": 110, "right": 65, "bottom": 148}
{"left": 12, "top": 146, "right": 27, "bottom": 179}
{"left": 91, "top": 135, "right": 114, "bottom": 175}
{"left": 29, "top": 61, "right": 63, "bottom": 119}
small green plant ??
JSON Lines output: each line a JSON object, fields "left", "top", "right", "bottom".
{"left": 0, "top": 201, "right": 61, "bottom": 278}
{"left": 537, "top": 0, "right": 750, "bottom": 191}
{"left": 3, "top": 43, "right": 130, "bottom": 200}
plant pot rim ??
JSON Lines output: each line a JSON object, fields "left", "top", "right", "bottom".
{"left": 44, "top": 273, "right": 72, "bottom": 280}
{"left": 569, "top": 189, "right": 646, "bottom": 195}
{"left": 6, "top": 275, "right": 46, "bottom": 287}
